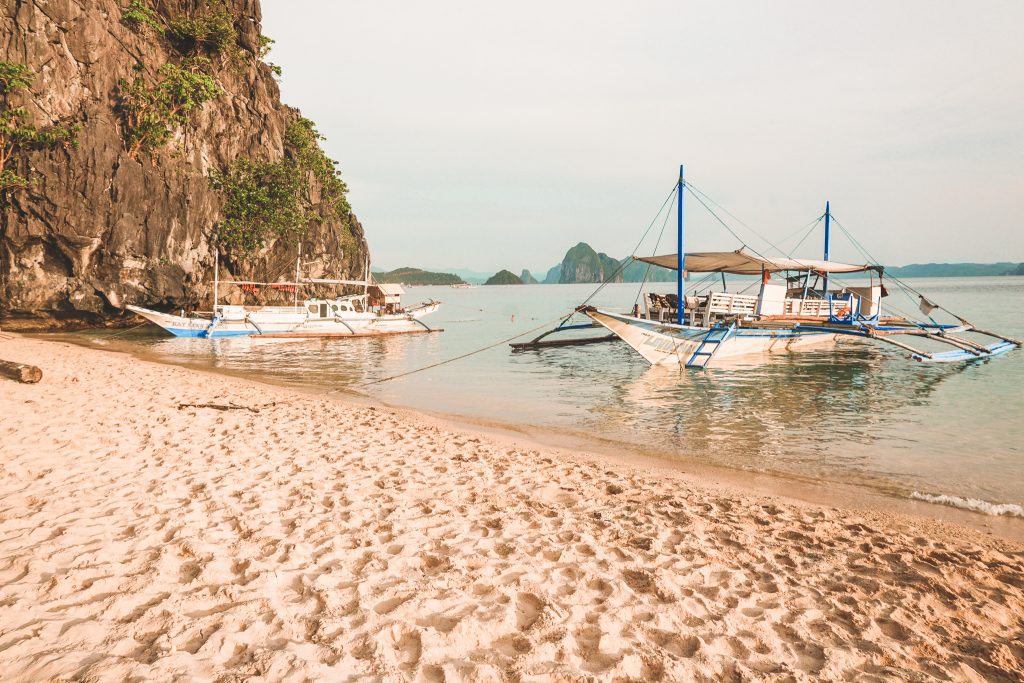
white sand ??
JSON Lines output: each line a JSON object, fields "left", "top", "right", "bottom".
{"left": 1, "top": 335, "right": 1022, "bottom": 681}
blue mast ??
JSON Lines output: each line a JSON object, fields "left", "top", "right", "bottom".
{"left": 822, "top": 200, "right": 831, "bottom": 293}
{"left": 677, "top": 164, "right": 685, "bottom": 324}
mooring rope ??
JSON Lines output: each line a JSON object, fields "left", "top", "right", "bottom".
{"left": 357, "top": 309, "right": 581, "bottom": 387}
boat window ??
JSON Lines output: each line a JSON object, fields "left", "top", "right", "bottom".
{"left": 332, "top": 305, "right": 338, "bottom": 312}
{"left": 320, "top": 303, "right": 329, "bottom": 318}
{"left": 307, "top": 304, "right": 317, "bottom": 314}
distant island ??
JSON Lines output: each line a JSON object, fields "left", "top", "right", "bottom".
{"left": 373, "top": 267, "right": 465, "bottom": 286}
{"left": 546, "top": 242, "right": 676, "bottom": 284}
{"left": 884, "top": 262, "right": 1023, "bottom": 278}
{"left": 380, "top": 254, "right": 1024, "bottom": 288}
{"left": 484, "top": 269, "right": 523, "bottom": 285}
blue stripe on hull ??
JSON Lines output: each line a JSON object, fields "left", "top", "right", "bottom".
{"left": 166, "top": 328, "right": 256, "bottom": 338}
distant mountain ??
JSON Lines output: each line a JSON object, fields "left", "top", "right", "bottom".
{"left": 1005, "top": 263, "right": 1024, "bottom": 276}
{"left": 553, "top": 242, "right": 675, "bottom": 284}
{"left": 520, "top": 269, "right": 539, "bottom": 284}
{"left": 374, "top": 267, "right": 465, "bottom": 286}
{"left": 559, "top": 243, "right": 620, "bottom": 284}
{"left": 484, "top": 269, "right": 524, "bottom": 285}
{"left": 885, "top": 262, "right": 1021, "bottom": 277}
{"left": 542, "top": 264, "right": 561, "bottom": 284}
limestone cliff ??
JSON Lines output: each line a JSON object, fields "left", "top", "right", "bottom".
{"left": 558, "top": 242, "right": 622, "bottom": 284}
{"left": 0, "top": 0, "right": 368, "bottom": 330}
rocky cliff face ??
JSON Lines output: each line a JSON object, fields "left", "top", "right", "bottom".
{"left": 558, "top": 242, "right": 622, "bottom": 284}
{"left": 0, "top": 0, "right": 368, "bottom": 330}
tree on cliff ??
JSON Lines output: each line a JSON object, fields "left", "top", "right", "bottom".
{"left": 0, "top": 62, "right": 79, "bottom": 194}
{"left": 208, "top": 117, "right": 352, "bottom": 253}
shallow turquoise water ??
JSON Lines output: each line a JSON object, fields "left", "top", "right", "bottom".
{"left": 70, "top": 276, "right": 1024, "bottom": 512}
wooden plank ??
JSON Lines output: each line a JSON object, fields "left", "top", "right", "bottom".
{"left": 870, "top": 336, "right": 933, "bottom": 359}
{"left": 0, "top": 359, "right": 42, "bottom": 384}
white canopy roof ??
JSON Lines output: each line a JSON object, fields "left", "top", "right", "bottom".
{"left": 636, "top": 248, "right": 876, "bottom": 275}
{"left": 371, "top": 283, "right": 404, "bottom": 296}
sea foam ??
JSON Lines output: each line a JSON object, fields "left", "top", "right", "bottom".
{"left": 911, "top": 492, "right": 1024, "bottom": 518}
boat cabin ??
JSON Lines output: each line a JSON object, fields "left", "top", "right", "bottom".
{"left": 368, "top": 283, "right": 404, "bottom": 314}
{"left": 636, "top": 248, "right": 884, "bottom": 327}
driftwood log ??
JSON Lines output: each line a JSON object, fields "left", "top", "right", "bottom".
{"left": 0, "top": 360, "right": 42, "bottom": 384}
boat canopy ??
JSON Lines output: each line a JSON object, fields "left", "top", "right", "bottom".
{"left": 636, "top": 248, "right": 878, "bottom": 275}
{"left": 370, "top": 283, "right": 404, "bottom": 304}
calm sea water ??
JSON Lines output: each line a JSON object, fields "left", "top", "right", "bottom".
{"left": 69, "top": 276, "right": 1024, "bottom": 514}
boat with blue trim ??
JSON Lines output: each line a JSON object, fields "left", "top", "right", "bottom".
{"left": 126, "top": 253, "right": 441, "bottom": 339}
{"left": 578, "top": 165, "right": 1021, "bottom": 368}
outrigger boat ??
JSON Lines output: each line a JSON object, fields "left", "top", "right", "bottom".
{"left": 127, "top": 252, "right": 441, "bottom": 339}
{"left": 525, "top": 165, "right": 1021, "bottom": 367}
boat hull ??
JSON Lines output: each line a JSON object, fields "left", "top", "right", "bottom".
{"left": 585, "top": 309, "right": 837, "bottom": 367}
{"left": 126, "top": 304, "right": 440, "bottom": 339}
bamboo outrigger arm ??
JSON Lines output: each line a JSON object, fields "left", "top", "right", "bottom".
{"left": 867, "top": 334, "right": 933, "bottom": 359}
{"left": 970, "top": 328, "right": 1023, "bottom": 346}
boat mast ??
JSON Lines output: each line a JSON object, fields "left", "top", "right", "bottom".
{"left": 213, "top": 249, "right": 219, "bottom": 310}
{"left": 677, "top": 164, "right": 685, "bottom": 325}
{"left": 823, "top": 200, "right": 831, "bottom": 292}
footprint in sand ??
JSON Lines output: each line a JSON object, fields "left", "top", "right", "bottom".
{"left": 515, "top": 592, "right": 544, "bottom": 630}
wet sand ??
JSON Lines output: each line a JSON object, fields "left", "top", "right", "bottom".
{"left": 1, "top": 335, "right": 1022, "bottom": 681}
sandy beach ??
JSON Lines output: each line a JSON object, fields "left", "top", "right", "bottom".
{"left": 1, "top": 335, "right": 1022, "bottom": 682}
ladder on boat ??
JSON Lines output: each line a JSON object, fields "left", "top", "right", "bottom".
{"left": 685, "top": 321, "right": 736, "bottom": 369}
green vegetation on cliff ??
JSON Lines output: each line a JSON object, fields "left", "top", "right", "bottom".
{"left": 0, "top": 62, "right": 79, "bottom": 193}
{"left": 520, "top": 269, "right": 539, "bottom": 284}
{"left": 117, "top": 62, "right": 221, "bottom": 159}
{"left": 374, "top": 268, "right": 465, "bottom": 286}
{"left": 209, "top": 117, "right": 352, "bottom": 253}
{"left": 484, "top": 269, "right": 523, "bottom": 285}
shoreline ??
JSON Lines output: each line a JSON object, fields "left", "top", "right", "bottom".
{"left": 2, "top": 334, "right": 1023, "bottom": 680}
{"left": 48, "top": 329, "right": 1024, "bottom": 541}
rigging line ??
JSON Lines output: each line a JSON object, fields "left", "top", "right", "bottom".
{"left": 357, "top": 309, "right": 581, "bottom": 387}
{"left": 778, "top": 215, "right": 825, "bottom": 250}
{"left": 683, "top": 185, "right": 793, "bottom": 272}
{"left": 683, "top": 181, "right": 780, "bottom": 254}
{"left": 628, "top": 184, "right": 679, "bottom": 258}
{"left": 634, "top": 191, "right": 677, "bottom": 306}
{"left": 826, "top": 223, "right": 962, "bottom": 330}
{"left": 684, "top": 181, "right": 794, "bottom": 258}
{"left": 786, "top": 217, "right": 825, "bottom": 257}
{"left": 563, "top": 184, "right": 678, "bottom": 319}
{"left": 830, "top": 218, "right": 953, "bottom": 321}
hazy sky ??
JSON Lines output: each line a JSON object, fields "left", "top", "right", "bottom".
{"left": 261, "top": 1, "right": 1023, "bottom": 272}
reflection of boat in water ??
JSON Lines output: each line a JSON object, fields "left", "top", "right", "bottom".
{"left": 450, "top": 283, "right": 477, "bottom": 289}
{"left": 580, "top": 165, "right": 1020, "bottom": 368}
{"left": 128, "top": 252, "right": 441, "bottom": 339}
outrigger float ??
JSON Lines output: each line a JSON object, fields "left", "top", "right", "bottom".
{"left": 518, "top": 165, "right": 1020, "bottom": 367}
{"left": 127, "top": 252, "right": 441, "bottom": 339}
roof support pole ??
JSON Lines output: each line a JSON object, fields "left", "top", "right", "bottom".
{"left": 823, "top": 201, "right": 831, "bottom": 294}
{"left": 677, "top": 164, "right": 685, "bottom": 325}
{"left": 213, "top": 249, "right": 219, "bottom": 309}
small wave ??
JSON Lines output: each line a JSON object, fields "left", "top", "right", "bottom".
{"left": 910, "top": 492, "right": 1024, "bottom": 518}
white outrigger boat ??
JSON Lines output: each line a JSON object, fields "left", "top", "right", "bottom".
{"left": 127, "top": 253, "right": 441, "bottom": 339}
{"left": 525, "top": 165, "right": 1020, "bottom": 368}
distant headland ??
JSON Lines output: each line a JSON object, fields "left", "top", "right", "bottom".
{"left": 390, "top": 247, "right": 1024, "bottom": 286}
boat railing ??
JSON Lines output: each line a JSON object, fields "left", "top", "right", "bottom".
{"left": 706, "top": 292, "right": 759, "bottom": 316}
{"left": 783, "top": 293, "right": 859, "bottom": 319}
{"left": 238, "top": 305, "right": 309, "bottom": 313}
